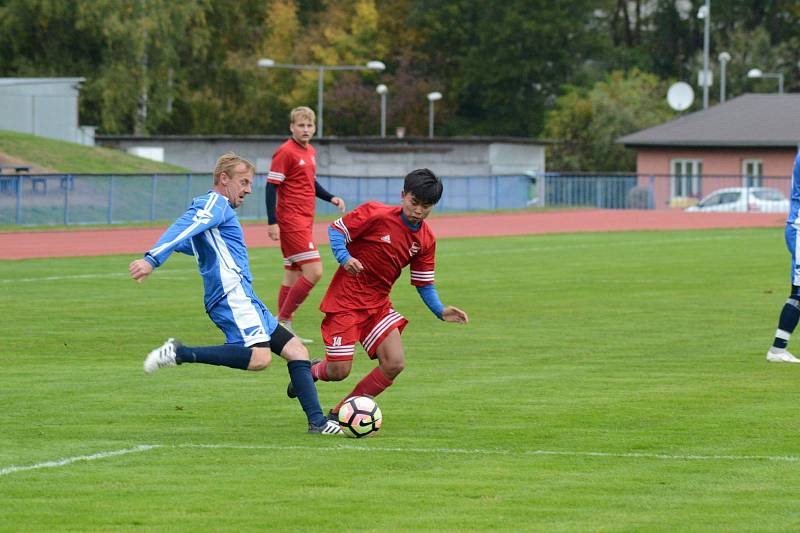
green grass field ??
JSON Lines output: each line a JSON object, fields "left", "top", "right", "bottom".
{"left": 0, "top": 130, "right": 189, "bottom": 173}
{"left": 2, "top": 228, "right": 800, "bottom": 531}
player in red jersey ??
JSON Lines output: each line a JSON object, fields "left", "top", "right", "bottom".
{"left": 266, "top": 106, "right": 345, "bottom": 344}
{"left": 286, "top": 168, "right": 469, "bottom": 418}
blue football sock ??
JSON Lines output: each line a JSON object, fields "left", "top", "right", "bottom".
{"left": 287, "top": 360, "right": 326, "bottom": 427}
{"left": 175, "top": 344, "right": 252, "bottom": 370}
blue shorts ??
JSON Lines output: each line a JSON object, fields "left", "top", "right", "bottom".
{"left": 207, "top": 285, "right": 277, "bottom": 347}
{"left": 786, "top": 224, "right": 800, "bottom": 286}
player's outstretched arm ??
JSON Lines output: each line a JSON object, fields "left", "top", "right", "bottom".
{"left": 442, "top": 306, "right": 469, "bottom": 324}
{"left": 129, "top": 258, "right": 154, "bottom": 283}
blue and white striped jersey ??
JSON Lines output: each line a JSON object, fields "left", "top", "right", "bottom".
{"left": 143, "top": 191, "right": 254, "bottom": 311}
{"left": 788, "top": 152, "right": 800, "bottom": 225}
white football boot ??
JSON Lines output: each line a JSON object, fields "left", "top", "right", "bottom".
{"left": 308, "top": 420, "right": 344, "bottom": 436}
{"left": 766, "top": 348, "right": 800, "bottom": 363}
{"left": 144, "top": 338, "right": 179, "bottom": 373}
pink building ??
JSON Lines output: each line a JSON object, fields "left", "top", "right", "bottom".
{"left": 618, "top": 94, "right": 800, "bottom": 209}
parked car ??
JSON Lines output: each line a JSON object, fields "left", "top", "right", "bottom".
{"left": 685, "top": 187, "right": 790, "bottom": 213}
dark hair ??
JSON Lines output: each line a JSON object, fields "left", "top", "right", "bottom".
{"left": 403, "top": 168, "right": 443, "bottom": 205}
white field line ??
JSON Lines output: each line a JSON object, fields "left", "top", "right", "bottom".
{"left": 0, "top": 445, "right": 158, "bottom": 476}
{"left": 1, "top": 269, "right": 195, "bottom": 284}
{"left": 179, "top": 443, "right": 800, "bottom": 462}
{"left": 3, "top": 442, "right": 799, "bottom": 477}
{"left": 0, "top": 234, "right": 742, "bottom": 284}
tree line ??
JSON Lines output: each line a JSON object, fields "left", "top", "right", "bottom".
{"left": 0, "top": 0, "right": 797, "bottom": 171}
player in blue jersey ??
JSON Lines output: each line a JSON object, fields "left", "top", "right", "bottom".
{"left": 128, "top": 152, "right": 342, "bottom": 434}
{"left": 767, "top": 151, "right": 800, "bottom": 363}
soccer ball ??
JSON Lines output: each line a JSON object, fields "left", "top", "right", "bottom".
{"left": 337, "top": 395, "right": 382, "bottom": 438}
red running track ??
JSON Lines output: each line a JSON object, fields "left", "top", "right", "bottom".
{"left": 0, "top": 209, "right": 786, "bottom": 260}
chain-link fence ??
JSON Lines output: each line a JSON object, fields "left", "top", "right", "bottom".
{"left": 527, "top": 172, "right": 791, "bottom": 213}
{"left": 0, "top": 173, "right": 532, "bottom": 226}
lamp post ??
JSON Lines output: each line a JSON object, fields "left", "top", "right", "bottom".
{"left": 698, "top": 0, "right": 711, "bottom": 109}
{"left": 718, "top": 52, "right": 730, "bottom": 103}
{"left": 257, "top": 58, "right": 386, "bottom": 137}
{"left": 747, "top": 68, "right": 784, "bottom": 94}
{"left": 427, "top": 91, "right": 442, "bottom": 139}
{"left": 376, "top": 84, "right": 388, "bottom": 138}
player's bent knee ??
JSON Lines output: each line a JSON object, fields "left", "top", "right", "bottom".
{"left": 381, "top": 361, "right": 404, "bottom": 378}
{"left": 248, "top": 348, "right": 272, "bottom": 371}
{"left": 301, "top": 263, "right": 323, "bottom": 284}
{"left": 304, "top": 272, "right": 322, "bottom": 285}
{"left": 326, "top": 362, "right": 351, "bottom": 381}
{"left": 280, "top": 337, "right": 310, "bottom": 362}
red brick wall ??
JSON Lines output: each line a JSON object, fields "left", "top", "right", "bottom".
{"left": 636, "top": 147, "right": 795, "bottom": 177}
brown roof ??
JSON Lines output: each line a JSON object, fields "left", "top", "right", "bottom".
{"left": 617, "top": 93, "right": 800, "bottom": 148}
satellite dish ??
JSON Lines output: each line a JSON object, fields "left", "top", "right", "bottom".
{"left": 667, "top": 82, "right": 695, "bottom": 111}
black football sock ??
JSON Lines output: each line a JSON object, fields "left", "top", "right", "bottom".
{"left": 175, "top": 344, "right": 252, "bottom": 370}
{"left": 773, "top": 298, "right": 800, "bottom": 349}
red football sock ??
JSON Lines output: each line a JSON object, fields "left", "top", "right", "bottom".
{"left": 311, "top": 359, "right": 329, "bottom": 381}
{"left": 277, "top": 285, "right": 291, "bottom": 317}
{"left": 278, "top": 276, "right": 315, "bottom": 321}
{"left": 332, "top": 366, "right": 393, "bottom": 413}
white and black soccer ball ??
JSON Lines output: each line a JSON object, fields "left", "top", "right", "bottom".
{"left": 337, "top": 395, "right": 382, "bottom": 438}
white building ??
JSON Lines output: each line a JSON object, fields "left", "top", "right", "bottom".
{"left": 96, "top": 135, "right": 546, "bottom": 177}
{"left": 0, "top": 78, "right": 95, "bottom": 145}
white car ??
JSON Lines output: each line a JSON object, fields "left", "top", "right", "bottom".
{"left": 685, "top": 187, "right": 790, "bottom": 213}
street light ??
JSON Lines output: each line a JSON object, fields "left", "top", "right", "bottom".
{"left": 718, "top": 52, "right": 731, "bottom": 103}
{"left": 376, "top": 84, "right": 388, "bottom": 138}
{"left": 697, "top": 0, "right": 710, "bottom": 109}
{"left": 747, "top": 68, "right": 784, "bottom": 94}
{"left": 257, "top": 58, "right": 386, "bottom": 137}
{"left": 427, "top": 91, "right": 442, "bottom": 139}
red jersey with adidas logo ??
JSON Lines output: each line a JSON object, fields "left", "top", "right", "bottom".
{"left": 267, "top": 138, "right": 317, "bottom": 229}
{"left": 321, "top": 201, "right": 437, "bottom": 312}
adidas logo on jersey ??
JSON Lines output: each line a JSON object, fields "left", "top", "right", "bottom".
{"left": 299, "top": 158, "right": 306, "bottom": 166}
{"left": 192, "top": 208, "right": 213, "bottom": 224}
{"left": 380, "top": 234, "right": 391, "bottom": 243}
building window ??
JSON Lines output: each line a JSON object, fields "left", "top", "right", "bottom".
{"left": 742, "top": 159, "right": 763, "bottom": 187}
{"left": 671, "top": 159, "right": 702, "bottom": 198}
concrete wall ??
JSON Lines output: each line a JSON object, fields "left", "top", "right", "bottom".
{"left": 0, "top": 78, "right": 93, "bottom": 145}
{"left": 96, "top": 135, "right": 546, "bottom": 177}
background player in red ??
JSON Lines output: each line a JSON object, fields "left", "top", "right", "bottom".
{"left": 266, "top": 106, "right": 345, "bottom": 344}
{"left": 286, "top": 168, "right": 469, "bottom": 418}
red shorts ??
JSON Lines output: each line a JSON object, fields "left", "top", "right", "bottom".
{"left": 280, "top": 229, "right": 320, "bottom": 271}
{"left": 321, "top": 304, "right": 408, "bottom": 361}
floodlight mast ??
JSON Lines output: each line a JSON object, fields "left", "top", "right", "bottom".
{"left": 376, "top": 84, "right": 388, "bottom": 137}
{"left": 427, "top": 91, "right": 442, "bottom": 138}
{"left": 747, "top": 68, "right": 784, "bottom": 94}
{"left": 257, "top": 59, "right": 386, "bottom": 137}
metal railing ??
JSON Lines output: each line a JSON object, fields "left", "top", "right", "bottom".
{"left": 0, "top": 172, "right": 791, "bottom": 226}
{"left": 0, "top": 173, "right": 532, "bottom": 226}
{"left": 527, "top": 172, "right": 792, "bottom": 213}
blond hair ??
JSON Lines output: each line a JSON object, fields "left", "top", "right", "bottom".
{"left": 213, "top": 152, "right": 255, "bottom": 185}
{"left": 290, "top": 106, "right": 316, "bottom": 124}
